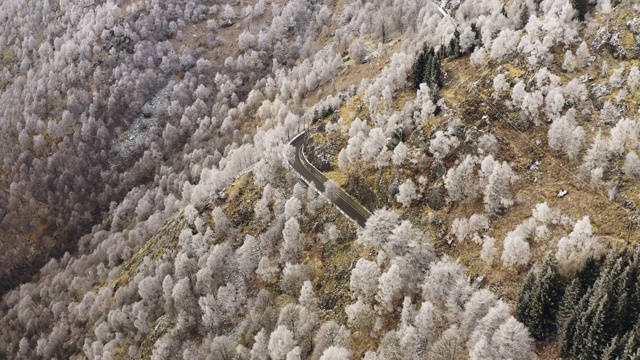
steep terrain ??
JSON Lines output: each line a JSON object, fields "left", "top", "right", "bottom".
{"left": 2, "top": 0, "right": 640, "bottom": 359}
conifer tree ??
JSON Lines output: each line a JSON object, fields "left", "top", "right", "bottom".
{"left": 448, "top": 30, "right": 461, "bottom": 58}
{"left": 411, "top": 46, "right": 428, "bottom": 90}
{"left": 516, "top": 254, "right": 562, "bottom": 340}
{"left": 600, "top": 336, "right": 619, "bottom": 360}
{"left": 579, "top": 297, "right": 608, "bottom": 360}
{"left": 558, "top": 280, "right": 590, "bottom": 357}
{"left": 570, "top": 0, "right": 588, "bottom": 21}
{"left": 620, "top": 326, "right": 640, "bottom": 359}
{"left": 516, "top": 268, "right": 535, "bottom": 324}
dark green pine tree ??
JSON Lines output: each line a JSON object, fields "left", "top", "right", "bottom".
{"left": 573, "top": 255, "right": 624, "bottom": 359}
{"left": 613, "top": 266, "right": 633, "bottom": 335}
{"left": 516, "top": 254, "right": 563, "bottom": 340}
{"left": 519, "top": 5, "right": 530, "bottom": 29}
{"left": 411, "top": 47, "right": 428, "bottom": 90}
{"left": 431, "top": 56, "right": 444, "bottom": 89}
{"left": 600, "top": 336, "right": 620, "bottom": 360}
{"left": 579, "top": 296, "right": 609, "bottom": 360}
{"left": 470, "top": 23, "right": 482, "bottom": 49}
{"left": 570, "top": 0, "right": 589, "bottom": 21}
{"left": 620, "top": 324, "right": 640, "bottom": 359}
{"left": 517, "top": 267, "right": 536, "bottom": 324}
{"left": 576, "top": 256, "right": 600, "bottom": 290}
{"left": 557, "top": 257, "right": 601, "bottom": 358}
{"left": 534, "top": 254, "right": 563, "bottom": 339}
{"left": 559, "top": 284, "right": 592, "bottom": 357}
{"left": 626, "top": 249, "right": 640, "bottom": 332}
{"left": 423, "top": 47, "right": 435, "bottom": 87}
{"left": 448, "top": 30, "right": 461, "bottom": 58}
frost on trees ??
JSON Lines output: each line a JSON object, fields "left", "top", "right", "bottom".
{"left": 548, "top": 109, "right": 584, "bottom": 160}
{"left": 323, "top": 179, "right": 340, "bottom": 202}
{"left": 358, "top": 208, "right": 401, "bottom": 249}
{"left": 501, "top": 220, "right": 533, "bottom": 268}
{"left": 396, "top": 178, "right": 420, "bottom": 208}
{"left": 444, "top": 155, "right": 480, "bottom": 203}
{"left": 480, "top": 237, "right": 497, "bottom": 265}
{"left": 623, "top": 151, "right": 640, "bottom": 179}
{"left": 350, "top": 258, "right": 381, "bottom": 302}
{"left": 480, "top": 156, "right": 518, "bottom": 216}
{"left": 429, "top": 129, "right": 460, "bottom": 160}
{"left": 451, "top": 214, "right": 489, "bottom": 243}
{"left": 556, "top": 216, "right": 602, "bottom": 275}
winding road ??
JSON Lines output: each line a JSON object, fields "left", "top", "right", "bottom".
{"left": 289, "top": 132, "right": 371, "bottom": 228}
{"left": 286, "top": 1, "right": 453, "bottom": 228}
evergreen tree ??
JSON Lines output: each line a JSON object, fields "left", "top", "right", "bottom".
{"left": 576, "top": 256, "right": 600, "bottom": 290}
{"left": 613, "top": 266, "right": 632, "bottom": 335}
{"left": 519, "top": 5, "right": 530, "bottom": 29}
{"left": 448, "top": 30, "right": 461, "bottom": 58}
{"left": 558, "top": 283, "right": 591, "bottom": 357}
{"left": 411, "top": 46, "right": 429, "bottom": 90}
{"left": 600, "top": 336, "right": 619, "bottom": 360}
{"left": 517, "top": 268, "right": 536, "bottom": 324}
{"left": 620, "top": 326, "right": 640, "bottom": 359}
{"left": 430, "top": 56, "right": 444, "bottom": 89}
{"left": 470, "top": 23, "right": 482, "bottom": 49}
{"left": 423, "top": 48, "right": 435, "bottom": 88}
{"left": 570, "top": 0, "right": 588, "bottom": 21}
{"left": 578, "top": 296, "right": 608, "bottom": 360}
{"left": 516, "top": 254, "right": 563, "bottom": 340}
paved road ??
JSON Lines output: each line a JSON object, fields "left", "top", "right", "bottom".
{"left": 289, "top": 132, "right": 371, "bottom": 227}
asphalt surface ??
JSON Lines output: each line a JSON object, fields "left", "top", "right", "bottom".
{"left": 289, "top": 132, "right": 370, "bottom": 227}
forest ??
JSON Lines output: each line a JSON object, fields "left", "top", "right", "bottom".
{"left": 1, "top": 0, "right": 640, "bottom": 358}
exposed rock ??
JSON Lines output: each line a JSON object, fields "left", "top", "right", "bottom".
{"left": 579, "top": 74, "right": 592, "bottom": 83}
{"left": 475, "top": 115, "right": 490, "bottom": 130}
{"left": 591, "top": 83, "right": 611, "bottom": 99}
{"left": 429, "top": 161, "right": 446, "bottom": 182}
{"left": 627, "top": 18, "right": 640, "bottom": 35}
{"left": 609, "top": 30, "right": 628, "bottom": 59}
{"left": 591, "top": 27, "right": 628, "bottom": 60}
{"left": 426, "top": 186, "right": 445, "bottom": 210}
{"left": 591, "top": 27, "right": 611, "bottom": 51}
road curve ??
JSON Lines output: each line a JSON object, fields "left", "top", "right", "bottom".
{"left": 289, "top": 132, "right": 371, "bottom": 228}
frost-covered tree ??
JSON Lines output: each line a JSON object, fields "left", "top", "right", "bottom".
{"left": 349, "top": 39, "right": 370, "bottom": 64}
{"left": 281, "top": 217, "right": 302, "bottom": 262}
{"left": 396, "top": 179, "right": 419, "bottom": 208}
{"left": 562, "top": 50, "right": 577, "bottom": 72}
{"left": 345, "top": 297, "right": 375, "bottom": 332}
{"left": 444, "top": 155, "right": 480, "bottom": 202}
{"left": 481, "top": 237, "right": 498, "bottom": 265}
{"left": 323, "top": 180, "right": 340, "bottom": 202}
{"left": 392, "top": 142, "right": 408, "bottom": 167}
{"left": 627, "top": 66, "right": 640, "bottom": 91}
{"left": 477, "top": 134, "right": 499, "bottom": 155}
{"left": 623, "top": 151, "right": 640, "bottom": 179}
{"left": 268, "top": 325, "right": 297, "bottom": 360}
{"left": 451, "top": 214, "right": 489, "bottom": 243}
{"left": 221, "top": 5, "right": 237, "bottom": 27}
{"left": 350, "top": 258, "right": 381, "bottom": 302}
{"left": 480, "top": 156, "right": 518, "bottom": 216}
{"left": 319, "top": 346, "right": 350, "bottom": 360}
{"left": 358, "top": 208, "right": 400, "bottom": 248}
{"left": 501, "top": 219, "right": 535, "bottom": 267}
{"left": 576, "top": 41, "right": 590, "bottom": 67}
{"left": 377, "top": 264, "right": 404, "bottom": 312}
{"left": 430, "top": 130, "right": 460, "bottom": 160}
{"left": 556, "top": 216, "right": 602, "bottom": 275}
{"left": 548, "top": 110, "right": 585, "bottom": 160}
{"left": 491, "top": 317, "right": 535, "bottom": 360}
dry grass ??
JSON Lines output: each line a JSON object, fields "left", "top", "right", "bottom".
{"left": 325, "top": 170, "right": 350, "bottom": 187}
